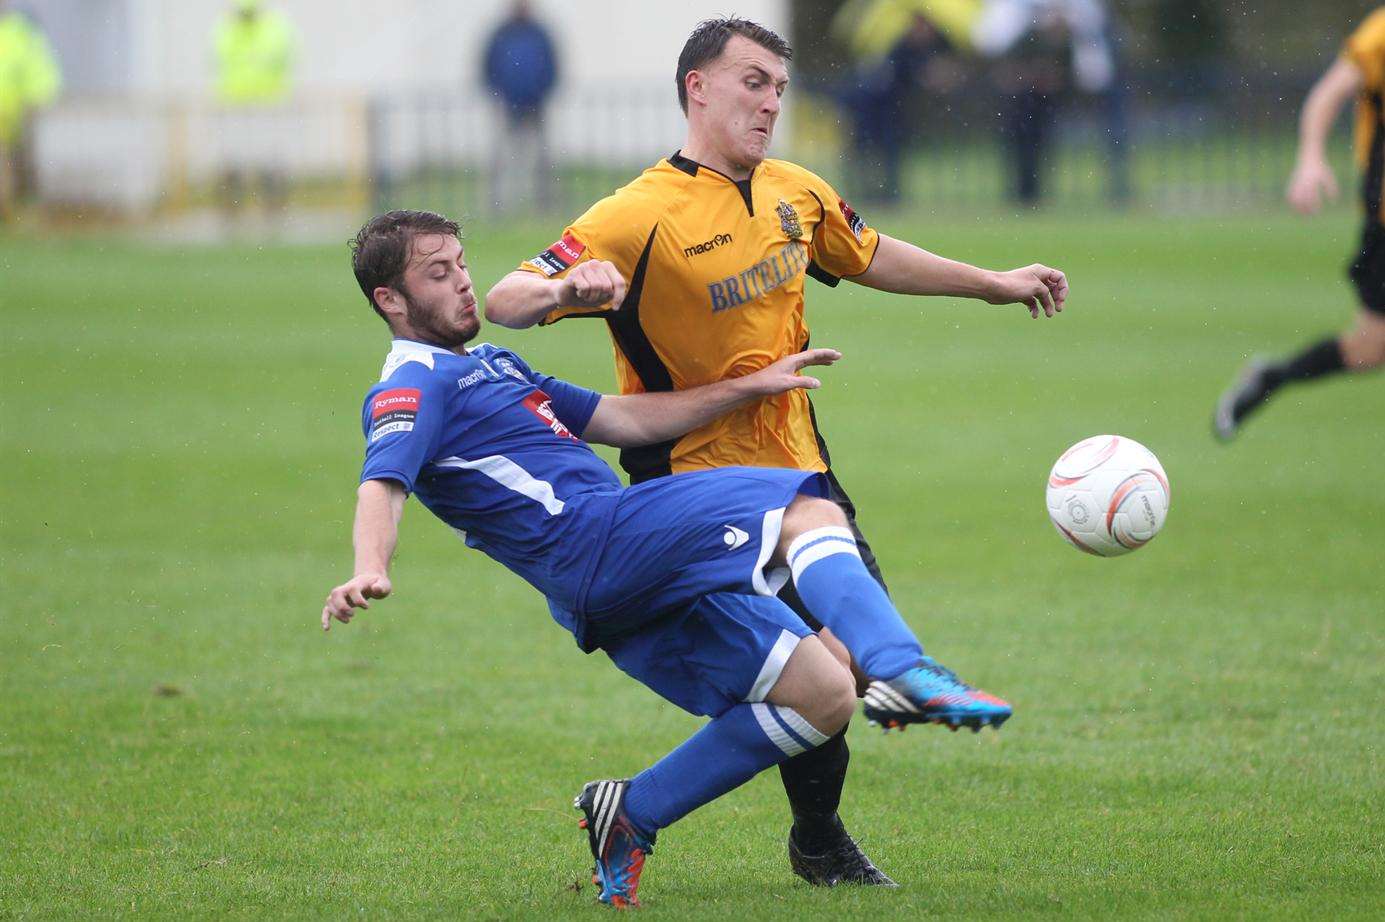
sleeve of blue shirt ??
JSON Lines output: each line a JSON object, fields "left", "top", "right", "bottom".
{"left": 502, "top": 350, "right": 602, "bottom": 437}
{"left": 359, "top": 365, "right": 453, "bottom": 494}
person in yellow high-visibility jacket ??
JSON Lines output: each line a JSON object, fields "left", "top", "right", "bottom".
{"left": 0, "top": 1, "right": 62, "bottom": 220}
{"left": 213, "top": 0, "right": 297, "bottom": 215}
{"left": 215, "top": 0, "right": 295, "bottom": 106}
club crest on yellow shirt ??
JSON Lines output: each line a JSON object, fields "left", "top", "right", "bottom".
{"left": 776, "top": 199, "right": 803, "bottom": 240}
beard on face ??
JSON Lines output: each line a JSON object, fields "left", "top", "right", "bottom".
{"left": 401, "top": 285, "right": 478, "bottom": 349}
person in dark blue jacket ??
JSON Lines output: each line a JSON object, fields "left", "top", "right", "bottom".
{"left": 482, "top": 1, "right": 558, "bottom": 212}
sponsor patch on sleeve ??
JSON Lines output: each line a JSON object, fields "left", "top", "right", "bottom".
{"left": 522, "top": 391, "right": 576, "bottom": 440}
{"left": 838, "top": 199, "right": 867, "bottom": 244}
{"left": 528, "top": 231, "right": 587, "bottom": 277}
{"left": 370, "top": 387, "right": 421, "bottom": 442}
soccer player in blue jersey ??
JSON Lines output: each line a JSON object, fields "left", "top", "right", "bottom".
{"left": 322, "top": 211, "right": 1012, "bottom": 907}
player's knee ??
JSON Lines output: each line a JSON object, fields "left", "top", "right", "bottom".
{"left": 779, "top": 496, "right": 848, "bottom": 560}
{"left": 1347, "top": 314, "right": 1385, "bottom": 367}
{"left": 785, "top": 494, "right": 845, "bottom": 526}
{"left": 1344, "top": 334, "right": 1385, "bottom": 369}
{"left": 1359, "top": 330, "right": 1385, "bottom": 367}
{"left": 767, "top": 635, "right": 855, "bottom": 734}
{"left": 810, "top": 662, "right": 857, "bottom": 736}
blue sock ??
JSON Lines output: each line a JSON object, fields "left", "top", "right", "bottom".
{"left": 623, "top": 702, "right": 827, "bottom": 834}
{"left": 788, "top": 526, "right": 924, "bottom": 678}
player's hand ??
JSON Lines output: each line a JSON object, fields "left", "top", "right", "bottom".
{"left": 988, "top": 264, "right": 1068, "bottom": 318}
{"left": 1287, "top": 157, "right": 1338, "bottom": 215}
{"left": 557, "top": 260, "right": 627, "bottom": 311}
{"left": 322, "top": 573, "right": 392, "bottom": 631}
{"left": 751, "top": 348, "right": 842, "bottom": 394}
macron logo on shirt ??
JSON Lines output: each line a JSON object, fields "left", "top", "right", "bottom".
{"left": 370, "top": 387, "right": 421, "bottom": 442}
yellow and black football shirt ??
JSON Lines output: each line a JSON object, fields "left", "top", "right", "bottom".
{"left": 518, "top": 152, "right": 880, "bottom": 482}
{"left": 1346, "top": 7, "right": 1385, "bottom": 221}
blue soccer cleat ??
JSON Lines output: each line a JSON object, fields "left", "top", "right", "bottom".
{"left": 863, "top": 657, "right": 1012, "bottom": 733}
{"left": 575, "top": 779, "right": 656, "bottom": 908}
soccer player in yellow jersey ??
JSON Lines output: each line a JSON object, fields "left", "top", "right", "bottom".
{"left": 1215, "top": 7, "right": 1385, "bottom": 438}
{"left": 485, "top": 18, "right": 1067, "bottom": 887}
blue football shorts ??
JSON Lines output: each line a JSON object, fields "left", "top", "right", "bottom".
{"left": 603, "top": 591, "right": 815, "bottom": 718}
{"left": 577, "top": 466, "right": 830, "bottom": 646}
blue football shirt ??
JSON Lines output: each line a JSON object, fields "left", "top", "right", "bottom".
{"left": 360, "top": 338, "right": 622, "bottom": 614}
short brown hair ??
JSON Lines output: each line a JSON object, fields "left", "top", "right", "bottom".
{"left": 349, "top": 210, "right": 461, "bottom": 320}
{"left": 676, "top": 18, "right": 792, "bottom": 114}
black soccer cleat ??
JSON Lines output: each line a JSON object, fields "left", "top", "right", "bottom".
{"left": 1214, "top": 357, "right": 1276, "bottom": 442}
{"left": 788, "top": 822, "right": 898, "bottom": 888}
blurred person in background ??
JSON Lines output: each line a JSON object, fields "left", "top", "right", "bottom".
{"left": 833, "top": 6, "right": 967, "bottom": 206}
{"left": 485, "top": 17, "right": 1066, "bottom": 889}
{"left": 213, "top": 0, "right": 297, "bottom": 219}
{"left": 0, "top": 0, "right": 61, "bottom": 222}
{"left": 974, "top": 0, "right": 1118, "bottom": 206}
{"left": 482, "top": 0, "right": 558, "bottom": 213}
{"left": 1151, "top": 0, "right": 1227, "bottom": 99}
{"left": 1215, "top": 7, "right": 1385, "bottom": 440}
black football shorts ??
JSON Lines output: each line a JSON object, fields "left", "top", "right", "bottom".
{"left": 1348, "top": 220, "right": 1385, "bottom": 314}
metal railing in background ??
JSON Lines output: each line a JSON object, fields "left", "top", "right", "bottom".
{"left": 367, "top": 85, "right": 690, "bottom": 222}
{"left": 371, "top": 76, "right": 1352, "bottom": 220}
{"left": 26, "top": 76, "right": 1353, "bottom": 224}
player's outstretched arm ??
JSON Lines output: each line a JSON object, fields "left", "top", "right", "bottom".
{"left": 581, "top": 348, "right": 842, "bottom": 448}
{"left": 851, "top": 234, "right": 1067, "bottom": 318}
{"left": 483, "top": 261, "right": 628, "bottom": 329}
{"left": 322, "top": 478, "right": 406, "bottom": 631}
{"left": 1287, "top": 57, "right": 1362, "bottom": 215}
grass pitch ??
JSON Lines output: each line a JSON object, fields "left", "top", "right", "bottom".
{"left": 2, "top": 207, "right": 1382, "bottom": 918}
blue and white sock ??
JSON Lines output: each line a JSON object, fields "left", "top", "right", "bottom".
{"left": 623, "top": 702, "right": 828, "bottom": 834}
{"left": 787, "top": 526, "right": 924, "bottom": 679}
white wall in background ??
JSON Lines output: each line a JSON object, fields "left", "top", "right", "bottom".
{"left": 34, "top": 0, "right": 793, "bottom": 211}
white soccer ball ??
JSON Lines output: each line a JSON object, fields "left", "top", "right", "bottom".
{"left": 1045, "top": 435, "right": 1170, "bottom": 557}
